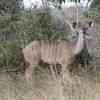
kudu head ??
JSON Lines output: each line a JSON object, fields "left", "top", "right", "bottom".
{"left": 67, "top": 20, "right": 94, "bottom": 56}
{"left": 67, "top": 21, "right": 94, "bottom": 73}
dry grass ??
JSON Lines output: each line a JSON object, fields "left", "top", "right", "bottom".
{"left": 0, "top": 65, "right": 100, "bottom": 100}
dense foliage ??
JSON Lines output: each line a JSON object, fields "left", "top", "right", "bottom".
{"left": 0, "top": 0, "right": 100, "bottom": 73}
{"left": 0, "top": 0, "right": 24, "bottom": 72}
{"left": 0, "top": 40, "right": 25, "bottom": 72}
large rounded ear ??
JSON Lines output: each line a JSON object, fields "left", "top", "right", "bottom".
{"left": 72, "top": 22, "right": 77, "bottom": 29}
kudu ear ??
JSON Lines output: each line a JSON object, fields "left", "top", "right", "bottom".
{"left": 72, "top": 22, "right": 77, "bottom": 29}
{"left": 83, "top": 22, "right": 94, "bottom": 40}
{"left": 88, "top": 21, "right": 94, "bottom": 27}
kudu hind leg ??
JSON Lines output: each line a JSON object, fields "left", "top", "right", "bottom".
{"left": 49, "top": 63, "right": 61, "bottom": 79}
{"left": 23, "top": 60, "right": 32, "bottom": 81}
{"left": 49, "top": 64, "right": 57, "bottom": 80}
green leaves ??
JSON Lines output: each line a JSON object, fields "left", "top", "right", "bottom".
{"left": 91, "top": 0, "right": 100, "bottom": 8}
{"left": 0, "top": 41, "right": 25, "bottom": 72}
{"left": 87, "top": 0, "right": 100, "bottom": 23}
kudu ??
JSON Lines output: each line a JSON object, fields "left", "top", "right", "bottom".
{"left": 22, "top": 21, "right": 93, "bottom": 80}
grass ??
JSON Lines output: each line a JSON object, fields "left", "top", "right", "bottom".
{"left": 0, "top": 65, "right": 100, "bottom": 100}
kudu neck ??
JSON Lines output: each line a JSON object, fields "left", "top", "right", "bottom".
{"left": 74, "top": 30, "right": 84, "bottom": 55}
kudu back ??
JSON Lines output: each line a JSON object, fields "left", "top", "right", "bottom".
{"left": 22, "top": 21, "right": 93, "bottom": 80}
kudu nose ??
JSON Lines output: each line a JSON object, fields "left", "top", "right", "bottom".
{"left": 82, "top": 27, "right": 88, "bottom": 35}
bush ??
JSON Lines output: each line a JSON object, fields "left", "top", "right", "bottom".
{"left": 19, "top": 9, "right": 69, "bottom": 44}
{"left": 0, "top": 40, "right": 25, "bottom": 72}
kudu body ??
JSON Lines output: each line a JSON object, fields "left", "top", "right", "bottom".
{"left": 22, "top": 22, "right": 93, "bottom": 80}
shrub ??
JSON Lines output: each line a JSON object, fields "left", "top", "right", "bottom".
{"left": 0, "top": 40, "right": 25, "bottom": 72}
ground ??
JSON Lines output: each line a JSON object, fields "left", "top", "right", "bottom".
{"left": 0, "top": 66, "right": 100, "bottom": 100}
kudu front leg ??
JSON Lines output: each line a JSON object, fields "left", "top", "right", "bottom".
{"left": 60, "top": 64, "right": 71, "bottom": 84}
{"left": 49, "top": 64, "right": 57, "bottom": 80}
